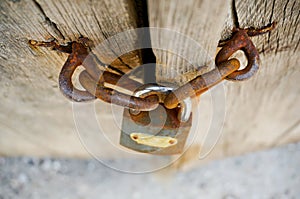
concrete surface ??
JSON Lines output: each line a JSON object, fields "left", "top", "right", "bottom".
{"left": 0, "top": 142, "right": 299, "bottom": 199}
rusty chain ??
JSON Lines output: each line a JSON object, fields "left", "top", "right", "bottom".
{"left": 29, "top": 22, "right": 276, "bottom": 112}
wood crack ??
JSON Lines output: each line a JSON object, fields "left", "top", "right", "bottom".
{"left": 89, "top": 4, "right": 126, "bottom": 74}
{"left": 31, "top": 0, "right": 65, "bottom": 40}
{"left": 291, "top": 9, "right": 300, "bottom": 52}
{"left": 282, "top": 0, "right": 289, "bottom": 30}
{"left": 90, "top": 52, "right": 125, "bottom": 75}
{"left": 231, "top": 0, "right": 240, "bottom": 28}
{"left": 267, "top": 0, "right": 276, "bottom": 49}
{"left": 132, "top": 0, "right": 156, "bottom": 83}
{"left": 89, "top": 4, "right": 133, "bottom": 71}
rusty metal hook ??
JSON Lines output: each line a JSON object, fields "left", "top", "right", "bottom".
{"left": 29, "top": 38, "right": 96, "bottom": 102}
{"left": 216, "top": 29, "right": 259, "bottom": 81}
{"left": 29, "top": 37, "right": 143, "bottom": 103}
{"left": 216, "top": 22, "right": 276, "bottom": 81}
{"left": 58, "top": 41, "right": 96, "bottom": 102}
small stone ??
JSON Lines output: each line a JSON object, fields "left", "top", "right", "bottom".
{"left": 18, "top": 173, "right": 28, "bottom": 184}
{"left": 52, "top": 161, "right": 61, "bottom": 171}
{"left": 40, "top": 159, "right": 51, "bottom": 171}
{"left": 0, "top": 158, "right": 5, "bottom": 165}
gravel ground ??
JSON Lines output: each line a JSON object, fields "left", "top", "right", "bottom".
{"left": 0, "top": 142, "right": 299, "bottom": 199}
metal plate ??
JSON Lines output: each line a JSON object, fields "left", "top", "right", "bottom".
{"left": 120, "top": 104, "right": 192, "bottom": 155}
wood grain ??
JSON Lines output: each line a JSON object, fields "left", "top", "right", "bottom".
{"left": 148, "top": 0, "right": 230, "bottom": 85}
{"left": 151, "top": 0, "right": 300, "bottom": 169}
{"left": 0, "top": 0, "right": 146, "bottom": 157}
{"left": 212, "top": 0, "right": 300, "bottom": 163}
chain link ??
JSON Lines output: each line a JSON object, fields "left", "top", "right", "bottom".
{"left": 29, "top": 23, "right": 276, "bottom": 111}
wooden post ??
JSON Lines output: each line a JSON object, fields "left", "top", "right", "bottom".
{"left": 148, "top": 0, "right": 300, "bottom": 169}
{"left": 0, "top": 0, "right": 299, "bottom": 170}
{"left": 0, "top": 0, "right": 145, "bottom": 157}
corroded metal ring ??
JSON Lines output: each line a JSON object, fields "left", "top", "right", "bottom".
{"left": 215, "top": 29, "right": 260, "bottom": 81}
{"left": 58, "top": 42, "right": 96, "bottom": 102}
{"left": 130, "top": 84, "right": 192, "bottom": 122}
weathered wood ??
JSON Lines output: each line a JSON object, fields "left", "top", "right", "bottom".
{"left": 148, "top": 0, "right": 300, "bottom": 169}
{"left": 209, "top": 0, "right": 300, "bottom": 165}
{"left": 0, "top": 0, "right": 299, "bottom": 169}
{"left": 148, "top": 0, "right": 230, "bottom": 85}
{"left": 0, "top": 0, "right": 146, "bottom": 157}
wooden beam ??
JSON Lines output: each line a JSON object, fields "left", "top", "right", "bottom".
{"left": 0, "top": 0, "right": 146, "bottom": 157}
{"left": 153, "top": 0, "right": 300, "bottom": 169}
{"left": 148, "top": 0, "right": 230, "bottom": 84}
{"left": 0, "top": 0, "right": 299, "bottom": 169}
